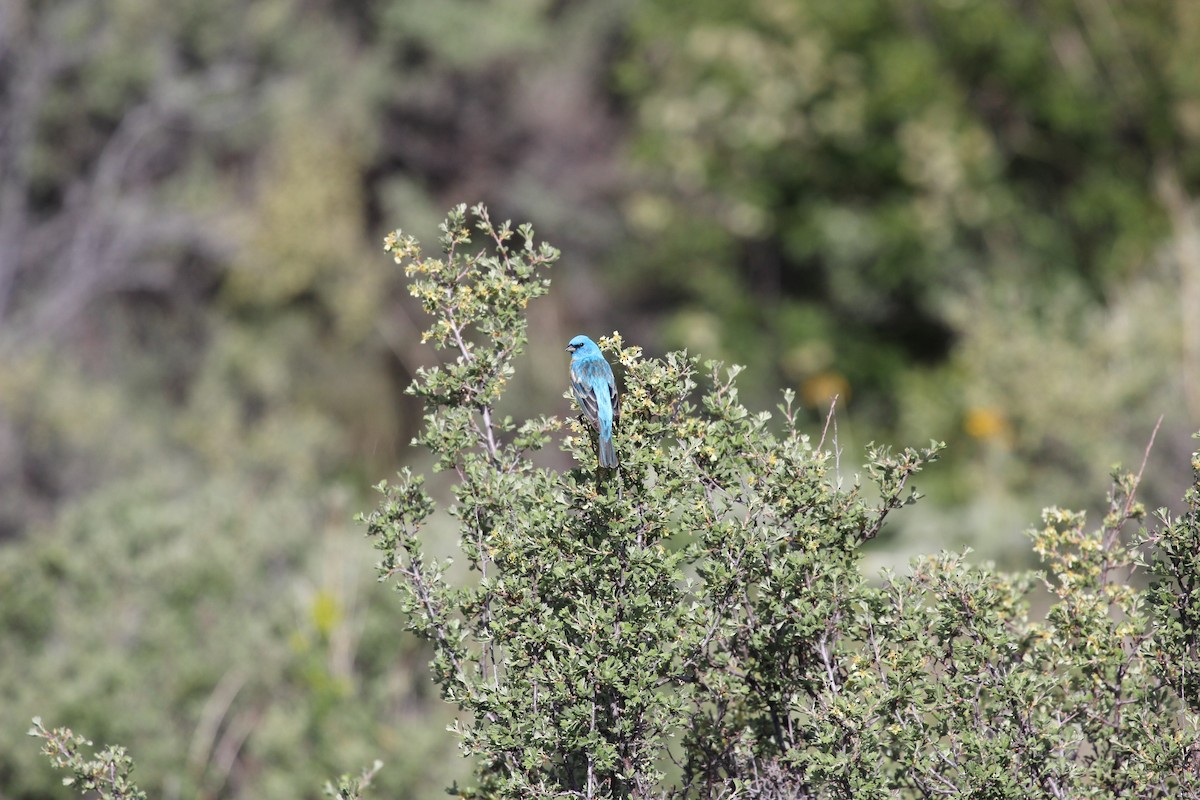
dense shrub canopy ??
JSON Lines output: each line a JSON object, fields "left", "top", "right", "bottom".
{"left": 359, "top": 206, "right": 1200, "bottom": 799}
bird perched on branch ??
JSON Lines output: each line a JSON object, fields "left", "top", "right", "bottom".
{"left": 565, "top": 334, "right": 618, "bottom": 468}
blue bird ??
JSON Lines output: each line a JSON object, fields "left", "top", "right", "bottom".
{"left": 565, "top": 334, "right": 618, "bottom": 468}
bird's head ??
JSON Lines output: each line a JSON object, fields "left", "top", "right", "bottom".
{"left": 565, "top": 334, "right": 598, "bottom": 356}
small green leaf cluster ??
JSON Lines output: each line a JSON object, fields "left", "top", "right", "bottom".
{"left": 384, "top": 202, "right": 558, "bottom": 415}
{"left": 28, "top": 718, "right": 146, "bottom": 800}
{"left": 364, "top": 206, "right": 1200, "bottom": 799}
{"left": 323, "top": 760, "right": 384, "bottom": 800}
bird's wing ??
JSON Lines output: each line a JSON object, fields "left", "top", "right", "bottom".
{"left": 571, "top": 358, "right": 610, "bottom": 426}
{"left": 594, "top": 356, "right": 618, "bottom": 421}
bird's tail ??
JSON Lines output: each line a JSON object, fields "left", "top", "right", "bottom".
{"left": 599, "top": 435, "right": 618, "bottom": 468}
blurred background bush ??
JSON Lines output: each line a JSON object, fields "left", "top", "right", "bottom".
{"left": 1, "top": 0, "right": 1197, "bottom": 797}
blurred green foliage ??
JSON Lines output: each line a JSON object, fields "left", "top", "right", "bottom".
{"left": 0, "top": 365, "right": 456, "bottom": 797}
{"left": 621, "top": 0, "right": 1197, "bottom": 355}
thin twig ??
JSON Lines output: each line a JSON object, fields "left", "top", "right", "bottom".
{"left": 1123, "top": 414, "right": 1163, "bottom": 523}
{"left": 817, "top": 395, "right": 839, "bottom": 452}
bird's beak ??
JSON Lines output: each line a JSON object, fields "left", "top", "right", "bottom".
{"left": 565, "top": 345, "right": 573, "bottom": 352}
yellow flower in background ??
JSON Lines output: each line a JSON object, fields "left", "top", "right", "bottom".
{"left": 311, "top": 589, "right": 343, "bottom": 639}
{"left": 964, "top": 406, "right": 1011, "bottom": 442}
{"left": 801, "top": 371, "right": 850, "bottom": 409}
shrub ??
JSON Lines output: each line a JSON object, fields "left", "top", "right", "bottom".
{"left": 361, "top": 205, "right": 1200, "bottom": 798}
